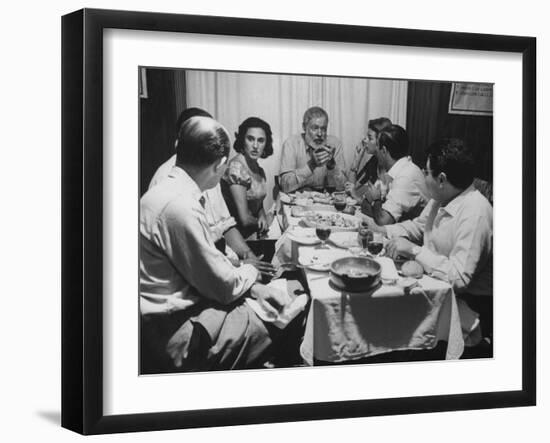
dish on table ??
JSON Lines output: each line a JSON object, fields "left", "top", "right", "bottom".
{"left": 329, "top": 256, "right": 382, "bottom": 291}
{"left": 298, "top": 248, "right": 350, "bottom": 272}
{"left": 286, "top": 227, "right": 321, "bottom": 245}
{"left": 300, "top": 211, "right": 360, "bottom": 231}
{"left": 329, "top": 231, "right": 360, "bottom": 249}
{"left": 298, "top": 254, "right": 333, "bottom": 271}
{"left": 290, "top": 205, "right": 308, "bottom": 217}
{"left": 283, "top": 191, "right": 357, "bottom": 207}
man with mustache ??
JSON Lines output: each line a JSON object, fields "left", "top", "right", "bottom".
{"left": 279, "top": 106, "right": 347, "bottom": 193}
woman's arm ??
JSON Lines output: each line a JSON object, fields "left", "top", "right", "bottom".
{"left": 257, "top": 206, "right": 269, "bottom": 234}
{"left": 228, "top": 184, "right": 258, "bottom": 229}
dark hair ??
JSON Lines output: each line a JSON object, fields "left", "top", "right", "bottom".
{"left": 427, "top": 138, "right": 475, "bottom": 189}
{"left": 174, "top": 107, "right": 212, "bottom": 135}
{"left": 378, "top": 124, "right": 409, "bottom": 160}
{"left": 233, "top": 117, "right": 274, "bottom": 159}
{"left": 302, "top": 106, "right": 328, "bottom": 127}
{"left": 176, "top": 117, "right": 230, "bottom": 167}
{"left": 368, "top": 117, "right": 392, "bottom": 135}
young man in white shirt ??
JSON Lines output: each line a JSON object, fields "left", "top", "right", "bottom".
{"left": 366, "top": 138, "right": 493, "bottom": 342}
{"left": 140, "top": 116, "right": 290, "bottom": 372}
{"left": 361, "top": 124, "right": 428, "bottom": 225}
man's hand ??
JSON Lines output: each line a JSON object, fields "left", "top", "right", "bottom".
{"left": 385, "top": 237, "right": 417, "bottom": 260}
{"left": 357, "top": 214, "right": 387, "bottom": 235}
{"left": 344, "top": 181, "right": 355, "bottom": 194}
{"left": 345, "top": 181, "right": 362, "bottom": 201}
{"left": 309, "top": 147, "right": 332, "bottom": 168}
{"left": 250, "top": 283, "right": 289, "bottom": 318}
{"left": 363, "top": 182, "right": 382, "bottom": 204}
{"left": 241, "top": 254, "right": 278, "bottom": 278}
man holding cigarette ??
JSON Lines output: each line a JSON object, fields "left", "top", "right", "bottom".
{"left": 279, "top": 106, "right": 347, "bottom": 193}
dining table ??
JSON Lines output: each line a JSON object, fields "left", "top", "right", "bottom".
{"left": 271, "top": 192, "right": 471, "bottom": 366}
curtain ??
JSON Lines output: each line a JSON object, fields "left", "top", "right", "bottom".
{"left": 186, "top": 71, "right": 408, "bottom": 210}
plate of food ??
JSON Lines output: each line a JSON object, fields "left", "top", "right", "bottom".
{"left": 312, "top": 193, "right": 332, "bottom": 205}
{"left": 329, "top": 231, "right": 360, "bottom": 249}
{"left": 290, "top": 205, "right": 308, "bottom": 217}
{"left": 301, "top": 211, "right": 360, "bottom": 231}
{"left": 284, "top": 190, "right": 357, "bottom": 207}
{"left": 286, "top": 227, "right": 321, "bottom": 245}
{"left": 298, "top": 248, "right": 350, "bottom": 272}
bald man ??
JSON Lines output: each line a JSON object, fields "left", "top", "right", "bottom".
{"left": 140, "top": 117, "right": 290, "bottom": 373}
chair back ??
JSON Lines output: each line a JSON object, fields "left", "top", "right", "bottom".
{"left": 473, "top": 178, "right": 493, "bottom": 205}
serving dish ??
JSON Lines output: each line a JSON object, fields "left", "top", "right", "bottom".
{"left": 301, "top": 210, "right": 360, "bottom": 231}
{"left": 329, "top": 256, "right": 382, "bottom": 292}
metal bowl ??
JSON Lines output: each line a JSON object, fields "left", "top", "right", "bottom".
{"left": 329, "top": 256, "right": 382, "bottom": 292}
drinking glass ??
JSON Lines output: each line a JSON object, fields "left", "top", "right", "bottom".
{"left": 367, "top": 232, "right": 384, "bottom": 257}
{"left": 333, "top": 192, "right": 347, "bottom": 212}
{"left": 357, "top": 226, "right": 373, "bottom": 256}
{"left": 315, "top": 223, "right": 332, "bottom": 249}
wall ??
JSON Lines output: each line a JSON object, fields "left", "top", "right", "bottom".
{"left": 1, "top": 1, "right": 546, "bottom": 443}
{"left": 139, "top": 68, "right": 177, "bottom": 194}
{"left": 407, "top": 81, "right": 493, "bottom": 180}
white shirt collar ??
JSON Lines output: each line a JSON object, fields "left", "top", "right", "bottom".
{"left": 440, "top": 184, "right": 477, "bottom": 217}
{"left": 387, "top": 156, "right": 411, "bottom": 179}
{"left": 167, "top": 165, "right": 203, "bottom": 202}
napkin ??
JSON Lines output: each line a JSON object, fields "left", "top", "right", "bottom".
{"left": 375, "top": 256, "right": 400, "bottom": 282}
{"left": 246, "top": 279, "right": 308, "bottom": 329}
{"left": 265, "top": 216, "right": 282, "bottom": 239}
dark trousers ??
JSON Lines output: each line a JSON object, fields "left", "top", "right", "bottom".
{"left": 141, "top": 292, "right": 308, "bottom": 374}
{"left": 458, "top": 294, "right": 493, "bottom": 341}
{"left": 140, "top": 299, "right": 277, "bottom": 374}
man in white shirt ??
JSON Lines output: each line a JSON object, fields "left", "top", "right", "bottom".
{"left": 361, "top": 124, "right": 428, "bottom": 224}
{"left": 149, "top": 107, "right": 275, "bottom": 275}
{"left": 279, "top": 106, "right": 347, "bottom": 193}
{"left": 140, "top": 116, "right": 289, "bottom": 372}
{"left": 366, "top": 138, "right": 493, "bottom": 341}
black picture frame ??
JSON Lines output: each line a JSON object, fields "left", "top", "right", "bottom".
{"left": 61, "top": 8, "right": 536, "bottom": 435}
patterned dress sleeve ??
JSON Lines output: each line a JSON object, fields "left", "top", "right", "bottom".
{"left": 224, "top": 160, "right": 252, "bottom": 189}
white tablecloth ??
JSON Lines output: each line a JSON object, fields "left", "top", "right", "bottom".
{"left": 273, "top": 200, "right": 466, "bottom": 365}
{"left": 298, "top": 248, "right": 464, "bottom": 365}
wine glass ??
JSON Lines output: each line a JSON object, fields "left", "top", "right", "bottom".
{"left": 367, "top": 232, "right": 384, "bottom": 257}
{"left": 333, "top": 192, "right": 347, "bottom": 212}
{"left": 357, "top": 226, "right": 373, "bottom": 256}
{"left": 315, "top": 222, "right": 332, "bottom": 249}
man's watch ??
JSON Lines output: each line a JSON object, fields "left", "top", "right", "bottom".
{"left": 411, "top": 245, "right": 422, "bottom": 258}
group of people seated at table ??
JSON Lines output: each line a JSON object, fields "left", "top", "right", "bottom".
{"left": 139, "top": 104, "right": 493, "bottom": 373}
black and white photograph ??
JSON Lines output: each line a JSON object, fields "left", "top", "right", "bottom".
{"left": 56, "top": 4, "right": 537, "bottom": 437}
{"left": 2, "top": 0, "right": 546, "bottom": 440}
{"left": 139, "top": 68, "right": 494, "bottom": 374}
